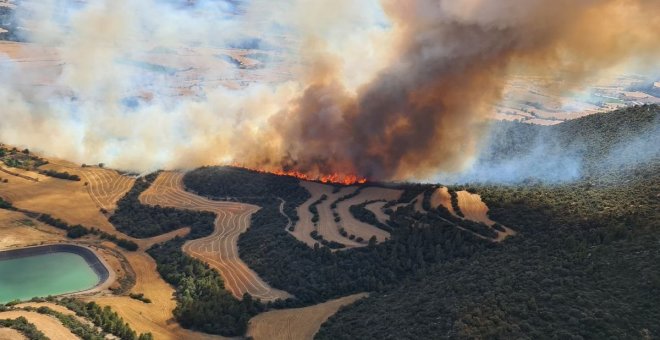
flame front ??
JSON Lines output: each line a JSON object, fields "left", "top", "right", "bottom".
{"left": 231, "top": 164, "right": 367, "bottom": 185}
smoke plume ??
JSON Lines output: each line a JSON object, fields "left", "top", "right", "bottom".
{"left": 1, "top": 0, "right": 659, "bottom": 181}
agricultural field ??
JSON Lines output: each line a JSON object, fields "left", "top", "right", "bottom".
{"left": 0, "top": 155, "right": 222, "bottom": 340}
{"left": 456, "top": 190, "right": 516, "bottom": 241}
{"left": 0, "top": 310, "right": 77, "bottom": 340}
{"left": 140, "top": 171, "right": 290, "bottom": 301}
{"left": 246, "top": 293, "right": 367, "bottom": 340}
{"left": 290, "top": 182, "right": 362, "bottom": 248}
{"left": 333, "top": 187, "right": 402, "bottom": 242}
{"left": 430, "top": 186, "right": 454, "bottom": 213}
{"left": 43, "top": 160, "right": 136, "bottom": 212}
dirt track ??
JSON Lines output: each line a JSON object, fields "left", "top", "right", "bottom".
{"left": 139, "top": 171, "right": 291, "bottom": 301}
{"left": 246, "top": 293, "right": 368, "bottom": 340}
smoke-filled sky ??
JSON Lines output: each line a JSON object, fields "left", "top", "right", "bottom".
{"left": 1, "top": 0, "right": 659, "bottom": 181}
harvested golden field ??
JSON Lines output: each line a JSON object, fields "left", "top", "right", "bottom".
{"left": 0, "top": 327, "right": 26, "bottom": 340}
{"left": 430, "top": 186, "right": 455, "bottom": 214}
{"left": 139, "top": 171, "right": 290, "bottom": 301}
{"left": 44, "top": 160, "right": 135, "bottom": 212}
{"left": 0, "top": 161, "right": 212, "bottom": 339}
{"left": 91, "top": 250, "right": 225, "bottom": 340}
{"left": 290, "top": 181, "right": 334, "bottom": 247}
{"left": 0, "top": 164, "right": 114, "bottom": 232}
{"left": 247, "top": 293, "right": 368, "bottom": 340}
{"left": 365, "top": 201, "right": 390, "bottom": 224}
{"left": 293, "top": 181, "right": 363, "bottom": 248}
{"left": 0, "top": 209, "right": 66, "bottom": 249}
{"left": 412, "top": 192, "right": 426, "bottom": 213}
{"left": 456, "top": 190, "right": 496, "bottom": 225}
{"left": 0, "top": 311, "right": 77, "bottom": 340}
{"left": 334, "top": 187, "right": 402, "bottom": 243}
{"left": 456, "top": 190, "right": 516, "bottom": 241}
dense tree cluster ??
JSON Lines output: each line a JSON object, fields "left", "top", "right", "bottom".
{"left": 0, "top": 316, "right": 47, "bottom": 340}
{"left": 147, "top": 238, "right": 263, "bottom": 336}
{"left": 308, "top": 194, "right": 327, "bottom": 224}
{"left": 103, "top": 170, "right": 261, "bottom": 336}
{"left": 36, "top": 213, "right": 138, "bottom": 251}
{"left": 182, "top": 166, "right": 310, "bottom": 222}
{"left": 39, "top": 169, "right": 81, "bottom": 181}
{"left": 0, "top": 146, "right": 47, "bottom": 170}
{"left": 110, "top": 172, "right": 215, "bottom": 238}
{"left": 316, "top": 107, "right": 660, "bottom": 339}
{"left": 317, "top": 168, "right": 660, "bottom": 339}
{"left": 182, "top": 105, "right": 659, "bottom": 339}
{"left": 0, "top": 197, "right": 15, "bottom": 210}
{"left": 183, "top": 169, "right": 492, "bottom": 305}
{"left": 54, "top": 298, "right": 153, "bottom": 340}
{"left": 349, "top": 201, "right": 392, "bottom": 232}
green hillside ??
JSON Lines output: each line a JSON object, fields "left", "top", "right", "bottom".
{"left": 451, "top": 104, "right": 659, "bottom": 183}
{"left": 316, "top": 106, "right": 660, "bottom": 339}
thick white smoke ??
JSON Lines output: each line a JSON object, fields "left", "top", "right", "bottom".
{"left": 0, "top": 0, "right": 394, "bottom": 172}
{"left": 0, "top": 0, "right": 659, "bottom": 181}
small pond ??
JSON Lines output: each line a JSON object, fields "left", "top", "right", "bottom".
{"left": 0, "top": 245, "right": 107, "bottom": 303}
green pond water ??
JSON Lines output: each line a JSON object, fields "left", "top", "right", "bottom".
{"left": 0, "top": 252, "right": 100, "bottom": 303}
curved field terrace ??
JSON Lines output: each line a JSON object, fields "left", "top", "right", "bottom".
{"left": 139, "top": 171, "right": 291, "bottom": 301}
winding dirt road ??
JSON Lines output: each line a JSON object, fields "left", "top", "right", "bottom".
{"left": 139, "top": 171, "right": 291, "bottom": 301}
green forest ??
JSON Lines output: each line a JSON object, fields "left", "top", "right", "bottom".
{"left": 316, "top": 106, "right": 660, "bottom": 339}
{"left": 17, "top": 104, "right": 644, "bottom": 338}
{"left": 182, "top": 105, "right": 659, "bottom": 339}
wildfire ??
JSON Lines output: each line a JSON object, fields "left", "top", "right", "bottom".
{"left": 230, "top": 164, "right": 367, "bottom": 185}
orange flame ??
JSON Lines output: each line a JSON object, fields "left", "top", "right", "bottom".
{"left": 230, "top": 164, "right": 367, "bottom": 185}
